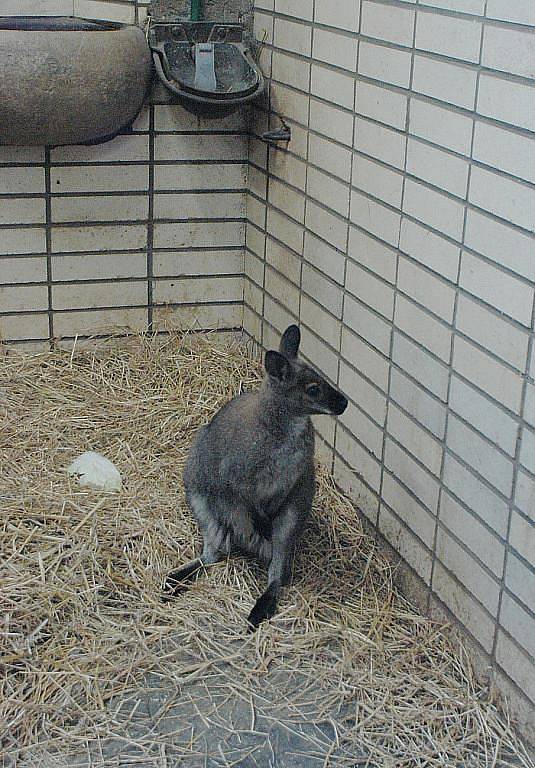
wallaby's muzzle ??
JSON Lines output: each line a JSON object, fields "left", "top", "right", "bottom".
{"left": 330, "top": 391, "right": 348, "bottom": 416}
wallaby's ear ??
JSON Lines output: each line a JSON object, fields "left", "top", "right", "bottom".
{"left": 265, "top": 350, "right": 291, "bottom": 382}
{"left": 279, "top": 325, "right": 300, "bottom": 359}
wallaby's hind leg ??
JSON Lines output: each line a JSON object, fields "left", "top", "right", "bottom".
{"left": 247, "top": 505, "right": 299, "bottom": 630}
{"left": 163, "top": 494, "right": 227, "bottom": 597}
{"left": 163, "top": 538, "right": 221, "bottom": 596}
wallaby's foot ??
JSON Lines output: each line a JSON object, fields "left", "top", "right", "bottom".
{"left": 247, "top": 586, "right": 278, "bottom": 631}
{"left": 162, "top": 559, "right": 204, "bottom": 599}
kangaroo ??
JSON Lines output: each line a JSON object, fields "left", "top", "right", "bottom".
{"left": 163, "top": 325, "right": 348, "bottom": 629}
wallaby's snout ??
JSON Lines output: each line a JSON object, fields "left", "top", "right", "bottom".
{"left": 328, "top": 388, "right": 348, "bottom": 416}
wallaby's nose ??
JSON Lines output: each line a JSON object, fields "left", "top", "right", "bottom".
{"left": 332, "top": 392, "right": 348, "bottom": 415}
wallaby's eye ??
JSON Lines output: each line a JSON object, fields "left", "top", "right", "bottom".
{"left": 305, "top": 383, "right": 321, "bottom": 399}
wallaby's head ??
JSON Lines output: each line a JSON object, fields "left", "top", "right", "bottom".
{"left": 264, "top": 325, "right": 348, "bottom": 417}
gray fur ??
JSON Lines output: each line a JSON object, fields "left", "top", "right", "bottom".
{"left": 164, "top": 325, "right": 348, "bottom": 629}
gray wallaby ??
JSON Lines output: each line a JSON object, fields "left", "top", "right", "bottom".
{"left": 163, "top": 325, "right": 348, "bottom": 629}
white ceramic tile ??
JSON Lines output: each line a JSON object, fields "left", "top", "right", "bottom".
{"left": 354, "top": 117, "right": 407, "bottom": 170}
{"left": 350, "top": 190, "right": 401, "bottom": 247}
{"left": 0, "top": 198, "right": 46, "bottom": 225}
{"left": 155, "top": 135, "right": 247, "bottom": 162}
{"left": 477, "top": 74, "right": 535, "bottom": 133}
{"left": 500, "top": 593, "right": 535, "bottom": 659}
{"left": 1, "top": 228, "right": 47, "bottom": 255}
{"left": 274, "top": 17, "right": 312, "bottom": 57}
{"left": 341, "top": 326, "right": 390, "bottom": 392}
{"left": 272, "top": 50, "right": 310, "bottom": 92}
{"left": 482, "top": 25, "right": 535, "bottom": 79}
{"left": 308, "top": 134, "right": 352, "bottom": 182}
{"left": 358, "top": 42, "right": 412, "bottom": 88}
{"left": 314, "top": 0, "right": 360, "bottom": 32}
{"left": 153, "top": 276, "right": 242, "bottom": 305}
{"left": 508, "top": 512, "right": 535, "bottom": 568}
{"left": 486, "top": 0, "right": 535, "bottom": 25}
{"left": 52, "top": 224, "right": 147, "bottom": 253}
{"left": 449, "top": 375, "right": 518, "bottom": 456}
{"left": 495, "top": 632, "right": 535, "bottom": 704}
{"left": 267, "top": 208, "right": 303, "bottom": 253}
{"left": 346, "top": 261, "right": 395, "bottom": 320}
{"left": 305, "top": 201, "right": 348, "bottom": 251}
{"left": 52, "top": 252, "right": 147, "bottom": 282}
{"left": 51, "top": 166, "right": 148, "bottom": 194}
{"left": 446, "top": 416, "right": 513, "bottom": 497}
{"left": 275, "top": 0, "right": 313, "bottom": 20}
{"left": 300, "top": 295, "right": 340, "bottom": 349}
{"left": 269, "top": 178, "right": 306, "bottom": 222}
{"left": 0, "top": 256, "right": 47, "bottom": 285}
{"left": 361, "top": 0, "right": 415, "bottom": 46}
{"left": 379, "top": 504, "right": 433, "bottom": 583}
{"left": 154, "top": 163, "right": 246, "bottom": 191}
{"left": 53, "top": 280, "right": 147, "bottom": 310}
{"left": 392, "top": 331, "right": 450, "bottom": 400}
{"left": 266, "top": 237, "right": 300, "bottom": 286}
{"left": 312, "top": 28, "right": 358, "bottom": 71}
{"left": 382, "top": 470, "right": 435, "bottom": 548}
{"left": 153, "top": 221, "right": 243, "bottom": 249}
{"left": 460, "top": 251, "right": 534, "bottom": 327}
{"left": 420, "top": 0, "right": 484, "bottom": 12}
{"left": 0, "top": 313, "right": 49, "bottom": 341}
{"left": 412, "top": 55, "right": 478, "bottom": 110}
{"left": 384, "top": 437, "right": 440, "bottom": 513}
{"left": 311, "top": 65, "right": 355, "bottom": 110}
{"left": 343, "top": 293, "right": 392, "bottom": 355}
{"left": 307, "top": 167, "right": 350, "bottom": 217}
{"left": 415, "top": 10, "right": 482, "bottom": 63}
{"left": 398, "top": 257, "right": 456, "bottom": 322}
{"left": 469, "top": 166, "right": 535, "bottom": 234}
{"left": 395, "top": 294, "right": 452, "bottom": 362}
{"left": 388, "top": 403, "right": 443, "bottom": 475}
{"left": 356, "top": 81, "right": 408, "bottom": 131}
{"left": 302, "top": 264, "right": 343, "bottom": 317}
{"left": 403, "top": 179, "right": 465, "bottom": 241}
{"left": 50, "top": 135, "right": 148, "bottom": 163}
{"left": 339, "top": 359, "right": 387, "bottom": 426}
{"left": 443, "top": 453, "right": 509, "bottom": 537}
{"left": 352, "top": 155, "right": 404, "bottom": 208}
{"left": 52, "top": 195, "right": 149, "bottom": 223}
{"left": 432, "top": 562, "right": 495, "bottom": 654}
{"left": 465, "top": 209, "right": 535, "bottom": 283}
{"left": 453, "top": 336, "right": 524, "bottom": 414}
{"left": 348, "top": 227, "right": 397, "bottom": 284}
{"left": 473, "top": 122, "right": 535, "bottom": 186}
{"left": 520, "top": 426, "right": 535, "bottom": 476}
{"left": 336, "top": 425, "right": 382, "bottom": 493}
{"left": 0, "top": 167, "right": 45, "bottom": 195}
{"left": 304, "top": 232, "right": 346, "bottom": 284}
{"left": 407, "top": 138, "right": 469, "bottom": 199}
{"left": 154, "top": 250, "right": 243, "bottom": 278}
{"left": 390, "top": 367, "right": 447, "bottom": 438}
{"left": 505, "top": 552, "right": 535, "bottom": 614}
{"left": 399, "top": 218, "right": 460, "bottom": 283}
{"left": 409, "top": 98, "right": 474, "bottom": 156}
{"left": 440, "top": 491, "right": 504, "bottom": 577}
{"left": 436, "top": 527, "right": 501, "bottom": 615}
{"left": 458, "top": 301, "right": 522, "bottom": 384}
{"left": 310, "top": 99, "right": 354, "bottom": 146}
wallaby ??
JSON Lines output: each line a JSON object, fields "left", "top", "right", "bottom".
{"left": 163, "top": 325, "right": 348, "bottom": 629}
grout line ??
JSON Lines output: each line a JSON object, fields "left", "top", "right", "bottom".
{"left": 44, "top": 147, "right": 54, "bottom": 346}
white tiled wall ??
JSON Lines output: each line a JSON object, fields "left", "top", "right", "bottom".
{"left": 245, "top": 0, "right": 535, "bottom": 743}
{"left": 0, "top": 0, "right": 246, "bottom": 345}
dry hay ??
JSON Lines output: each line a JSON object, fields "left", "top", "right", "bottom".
{"left": 0, "top": 330, "right": 533, "bottom": 768}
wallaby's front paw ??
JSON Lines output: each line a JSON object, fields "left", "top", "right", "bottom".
{"left": 247, "top": 591, "right": 278, "bottom": 631}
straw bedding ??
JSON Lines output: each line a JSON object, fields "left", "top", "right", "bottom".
{"left": 0, "top": 330, "right": 533, "bottom": 767}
